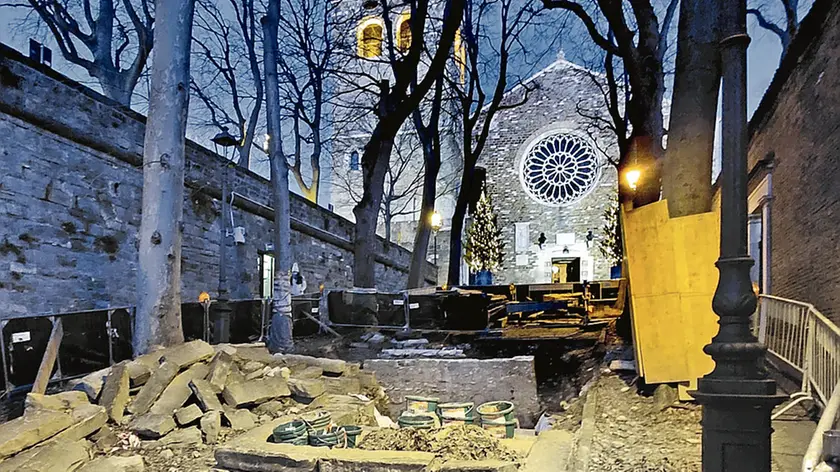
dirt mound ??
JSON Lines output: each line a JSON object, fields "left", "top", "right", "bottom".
{"left": 358, "top": 424, "right": 520, "bottom": 462}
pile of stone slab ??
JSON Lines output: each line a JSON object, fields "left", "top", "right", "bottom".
{"left": 0, "top": 340, "right": 386, "bottom": 471}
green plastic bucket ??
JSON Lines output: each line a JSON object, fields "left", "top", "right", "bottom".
{"left": 302, "top": 410, "right": 332, "bottom": 433}
{"left": 476, "top": 401, "right": 515, "bottom": 425}
{"left": 342, "top": 425, "right": 363, "bottom": 448}
{"left": 438, "top": 402, "right": 474, "bottom": 420}
{"left": 405, "top": 395, "right": 439, "bottom": 414}
{"left": 440, "top": 414, "right": 475, "bottom": 426}
{"left": 398, "top": 412, "right": 437, "bottom": 430}
{"left": 309, "top": 427, "right": 347, "bottom": 448}
{"left": 481, "top": 419, "right": 516, "bottom": 439}
{"left": 272, "top": 419, "right": 308, "bottom": 444}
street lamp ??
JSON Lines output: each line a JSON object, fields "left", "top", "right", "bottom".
{"left": 431, "top": 211, "right": 443, "bottom": 266}
{"left": 691, "top": 1, "right": 784, "bottom": 470}
{"left": 212, "top": 127, "right": 238, "bottom": 344}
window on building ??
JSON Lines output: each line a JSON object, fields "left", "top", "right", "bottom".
{"left": 358, "top": 19, "right": 383, "bottom": 58}
{"left": 519, "top": 131, "right": 602, "bottom": 206}
{"left": 454, "top": 28, "right": 466, "bottom": 82}
{"left": 259, "top": 253, "right": 274, "bottom": 298}
{"left": 350, "top": 151, "right": 360, "bottom": 170}
{"left": 397, "top": 15, "right": 412, "bottom": 52}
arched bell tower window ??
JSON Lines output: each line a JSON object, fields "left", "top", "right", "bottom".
{"left": 396, "top": 14, "right": 412, "bottom": 52}
{"left": 357, "top": 18, "right": 384, "bottom": 58}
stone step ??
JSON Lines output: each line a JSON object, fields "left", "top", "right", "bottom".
{"left": 520, "top": 430, "right": 574, "bottom": 472}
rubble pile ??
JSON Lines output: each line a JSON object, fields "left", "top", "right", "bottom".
{"left": 0, "top": 340, "right": 387, "bottom": 471}
{"left": 359, "top": 424, "right": 521, "bottom": 463}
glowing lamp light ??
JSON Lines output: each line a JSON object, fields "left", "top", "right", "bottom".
{"left": 198, "top": 291, "right": 211, "bottom": 303}
{"left": 625, "top": 168, "right": 641, "bottom": 191}
{"left": 431, "top": 211, "right": 443, "bottom": 232}
{"left": 263, "top": 134, "right": 271, "bottom": 153}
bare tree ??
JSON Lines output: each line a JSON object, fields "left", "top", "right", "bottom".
{"left": 134, "top": 0, "right": 195, "bottom": 354}
{"left": 274, "top": 0, "right": 353, "bottom": 203}
{"left": 7, "top": 0, "right": 154, "bottom": 105}
{"left": 263, "top": 0, "right": 294, "bottom": 353}
{"left": 406, "top": 76, "right": 445, "bottom": 288}
{"left": 543, "top": 0, "right": 678, "bottom": 207}
{"left": 747, "top": 0, "right": 802, "bottom": 57}
{"left": 350, "top": 0, "right": 466, "bottom": 288}
{"left": 190, "top": 0, "right": 264, "bottom": 169}
{"left": 445, "top": 0, "right": 545, "bottom": 286}
{"left": 333, "top": 132, "right": 426, "bottom": 243}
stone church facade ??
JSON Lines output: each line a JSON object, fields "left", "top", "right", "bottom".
{"left": 472, "top": 59, "right": 619, "bottom": 285}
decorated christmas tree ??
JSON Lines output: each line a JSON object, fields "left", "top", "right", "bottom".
{"left": 464, "top": 191, "right": 505, "bottom": 274}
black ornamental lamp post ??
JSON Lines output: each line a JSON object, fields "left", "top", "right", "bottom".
{"left": 691, "top": 0, "right": 785, "bottom": 470}
{"left": 212, "top": 127, "right": 239, "bottom": 344}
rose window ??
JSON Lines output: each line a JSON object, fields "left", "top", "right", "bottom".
{"left": 519, "top": 132, "right": 602, "bottom": 206}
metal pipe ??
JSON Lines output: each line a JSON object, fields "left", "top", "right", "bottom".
{"left": 803, "top": 381, "right": 840, "bottom": 472}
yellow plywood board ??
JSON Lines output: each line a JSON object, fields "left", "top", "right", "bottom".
{"left": 623, "top": 200, "right": 720, "bottom": 385}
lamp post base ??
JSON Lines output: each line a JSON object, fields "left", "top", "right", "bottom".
{"left": 692, "top": 378, "right": 786, "bottom": 472}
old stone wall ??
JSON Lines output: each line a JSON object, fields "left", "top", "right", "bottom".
{"left": 747, "top": 0, "right": 840, "bottom": 324}
{"left": 477, "top": 60, "right": 619, "bottom": 285}
{"left": 0, "top": 45, "right": 434, "bottom": 317}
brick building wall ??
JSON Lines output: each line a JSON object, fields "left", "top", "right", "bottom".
{"left": 747, "top": 0, "right": 840, "bottom": 323}
{"left": 476, "top": 60, "right": 619, "bottom": 285}
{"left": 0, "top": 45, "right": 433, "bottom": 317}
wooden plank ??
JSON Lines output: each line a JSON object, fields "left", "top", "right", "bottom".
{"left": 31, "top": 318, "right": 63, "bottom": 394}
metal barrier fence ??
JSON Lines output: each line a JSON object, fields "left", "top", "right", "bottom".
{"left": 753, "top": 294, "right": 840, "bottom": 419}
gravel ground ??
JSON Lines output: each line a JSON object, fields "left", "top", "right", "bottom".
{"left": 588, "top": 374, "right": 703, "bottom": 472}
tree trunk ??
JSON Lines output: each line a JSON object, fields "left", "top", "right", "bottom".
{"left": 447, "top": 163, "right": 473, "bottom": 286}
{"left": 134, "top": 0, "right": 195, "bottom": 355}
{"left": 263, "top": 0, "right": 294, "bottom": 353}
{"left": 662, "top": 0, "right": 721, "bottom": 217}
{"left": 353, "top": 130, "right": 394, "bottom": 288}
{"left": 407, "top": 147, "right": 440, "bottom": 288}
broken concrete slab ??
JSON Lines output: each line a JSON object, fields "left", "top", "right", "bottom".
{"left": 200, "top": 410, "right": 221, "bottom": 444}
{"left": 235, "top": 347, "right": 280, "bottom": 366}
{"left": 358, "top": 371, "right": 378, "bottom": 389}
{"left": 68, "top": 368, "right": 110, "bottom": 402}
{"left": 127, "top": 361, "right": 179, "bottom": 416}
{"left": 0, "top": 408, "right": 73, "bottom": 458}
{"left": 126, "top": 350, "right": 165, "bottom": 387}
{"left": 149, "top": 363, "right": 209, "bottom": 416}
{"left": 99, "top": 361, "right": 130, "bottom": 423}
{"left": 155, "top": 426, "right": 203, "bottom": 448}
{"left": 224, "top": 408, "right": 258, "bottom": 431}
{"left": 288, "top": 378, "right": 326, "bottom": 400}
{"left": 190, "top": 378, "right": 224, "bottom": 411}
{"left": 91, "top": 425, "right": 119, "bottom": 451}
{"left": 253, "top": 400, "right": 287, "bottom": 417}
{"left": 245, "top": 369, "right": 266, "bottom": 381}
{"left": 206, "top": 351, "right": 233, "bottom": 392}
{"left": 0, "top": 438, "right": 89, "bottom": 472}
{"left": 175, "top": 404, "right": 203, "bottom": 426}
{"left": 222, "top": 376, "right": 290, "bottom": 407}
{"left": 78, "top": 455, "right": 145, "bottom": 472}
{"left": 24, "top": 391, "right": 90, "bottom": 414}
{"left": 215, "top": 418, "right": 322, "bottom": 471}
{"left": 279, "top": 354, "right": 346, "bottom": 375}
{"left": 323, "top": 376, "right": 362, "bottom": 395}
{"left": 50, "top": 403, "right": 108, "bottom": 442}
{"left": 159, "top": 339, "right": 215, "bottom": 369}
{"left": 295, "top": 366, "right": 324, "bottom": 379}
{"left": 320, "top": 448, "right": 436, "bottom": 472}
{"left": 226, "top": 363, "right": 246, "bottom": 387}
{"left": 242, "top": 361, "right": 266, "bottom": 373}
{"left": 438, "top": 460, "right": 518, "bottom": 472}
{"left": 130, "top": 414, "right": 177, "bottom": 439}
